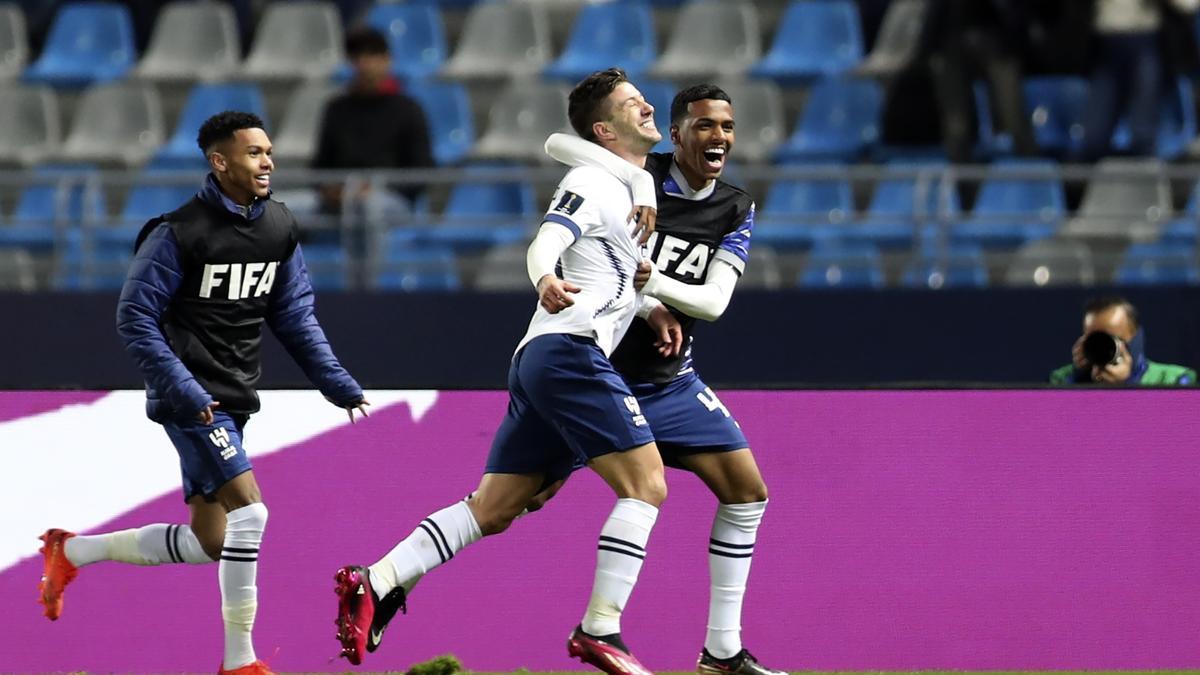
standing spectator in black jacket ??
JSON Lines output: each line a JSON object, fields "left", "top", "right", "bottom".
{"left": 313, "top": 26, "right": 435, "bottom": 214}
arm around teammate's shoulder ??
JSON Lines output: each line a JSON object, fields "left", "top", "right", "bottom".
{"left": 115, "top": 222, "right": 212, "bottom": 418}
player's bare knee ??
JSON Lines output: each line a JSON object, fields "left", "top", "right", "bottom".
{"left": 467, "top": 497, "right": 520, "bottom": 536}
{"left": 629, "top": 473, "right": 667, "bottom": 507}
{"left": 197, "top": 533, "right": 224, "bottom": 561}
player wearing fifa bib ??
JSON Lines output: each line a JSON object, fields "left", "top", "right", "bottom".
{"left": 332, "top": 69, "right": 685, "bottom": 675}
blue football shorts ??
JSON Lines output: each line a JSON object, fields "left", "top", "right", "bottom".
{"left": 163, "top": 411, "right": 252, "bottom": 501}
{"left": 628, "top": 372, "right": 748, "bottom": 469}
{"left": 486, "top": 333, "right": 656, "bottom": 482}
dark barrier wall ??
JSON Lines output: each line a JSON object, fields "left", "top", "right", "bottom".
{"left": 5, "top": 287, "right": 1200, "bottom": 388}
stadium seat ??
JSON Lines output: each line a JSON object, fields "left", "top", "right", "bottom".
{"left": 1114, "top": 242, "right": 1199, "bottom": 285}
{"left": 53, "top": 236, "right": 131, "bottom": 290}
{"left": 337, "top": 3, "right": 446, "bottom": 81}
{"left": 1022, "top": 76, "right": 1089, "bottom": 156}
{"left": 755, "top": 171, "right": 853, "bottom": 250}
{"left": 0, "top": 165, "right": 104, "bottom": 253}
{"left": 1004, "top": 238, "right": 1095, "bottom": 286}
{"left": 273, "top": 80, "right": 339, "bottom": 166}
{"left": 473, "top": 242, "right": 532, "bottom": 291}
{"left": 120, "top": 179, "right": 198, "bottom": 224}
{"left": 901, "top": 245, "right": 989, "bottom": 289}
{"left": 855, "top": 0, "right": 927, "bottom": 77}
{"left": 424, "top": 169, "right": 536, "bottom": 252}
{"left": 798, "top": 241, "right": 885, "bottom": 288}
{"left": 134, "top": 1, "right": 240, "bottom": 82}
{"left": 849, "top": 161, "right": 957, "bottom": 249}
{"left": 58, "top": 82, "right": 164, "bottom": 167}
{"left": 1161, "top": 182, "right": 1200, "bottom": 245}
{"left": 154, "top": 83, "right": 268, "bottom": 168}
{"left": 373, "top": 240, "right": 460, "bottom": 291}
{"left": 739, "top": 244, "right": 784, "bottom": 289}
{"left": 301, "top": 243, "right": 348, "bottom": 290}
{"left": 440, "top": 1, "right": 552, "bottom": 79}
{"left": 752, "top": 0, "right": 863, "bottom": 81}
{"left": 650, "top": 0, "right": 761, "bottom": 79}
{"left": 0, "top": 249, "right": 36, "bottom": 290}
{"left": 774, "top": 77, "right": 882, "bottom": 162}
{"left": 1111, "top": 77, "right": 1196, "bottom": 160}
{"left": 1061, "top": 158, "right": 1171, "bottom": 242}
{"left": 0, "top": 83, "right": 61, "bottom": 166}
{"left": 23, "top": 2, "right": 136, "bottom": 87}
{"left": 0, "top": 4, "right": 29, "bottom": 79}
{"left": 408, "top": 81, "right": 474, "bottom": 166}
{"left": 634, "top": 78, "right": 676, "bottom": 154}
{"left": 544, "top": 1, "right": 656, "bottom": 81}
{"left": 473, "top": 79, "right": 572, "bottom": 163}
{"left": 951, "top": 159, "right": 1063, "bottom": 249}
{"left": 712, "top": 79, "right": 785, "bottom": 163}
{"left": 242, "top": 1, "right": 344, "bottom": 80}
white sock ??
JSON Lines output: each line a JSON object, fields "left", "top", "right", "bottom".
{"left": 64, "top": 525, "right": 212, "bottom": 567}
{"left": 705, "top": 500, "right": 767, "bottom": 659}
{"left": 368, "top": 501, "right": 482, "bottom": 598}
{"left": 581, "top": 498, "right": 658, "bottom": 636}
{"left": 219, "top": 503, "right": 268, "bottom": 671}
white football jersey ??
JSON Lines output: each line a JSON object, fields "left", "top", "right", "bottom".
{"left": 517, "top": 165, "right": 645, "bottom": 357}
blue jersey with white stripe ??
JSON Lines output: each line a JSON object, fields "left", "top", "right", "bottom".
{"left": 610, "top": 152, "right": 756, "bottom": 384}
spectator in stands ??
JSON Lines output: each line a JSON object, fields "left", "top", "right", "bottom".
{"left": 1050, "top": 295, "right": 1195, "bottom": 385}
{"left": 313, "top": 26, "right": 434, "bottom": 215}
{"left": 1077, "top": 0, "right": 1200, "bottom": 160}
{"left": 925, "top": 0, "right": 1039, "bottom": 163}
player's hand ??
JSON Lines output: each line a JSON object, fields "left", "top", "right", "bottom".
{"left": 635, "top": 260, "right": 654, "bottom": 292}
{"left": 628, "top": 205, "right": 656, "bottom": 245}
{"left": 646, "top": 304, "right": 683, "bottom": 357}
{"left": 537, "top": 275, "right": 581, "bottom": 314}
{"left": 1092, "top": 340, "right": 1132, "bottom": 384}
{"left": 197, "top": 401, "right": 220, "bottom": 425}
{"left": 346, "top": 398, "right": 371, "bottom": 424}
{"left": 1071, "top": 335, "right": 1087, "bottom": 370}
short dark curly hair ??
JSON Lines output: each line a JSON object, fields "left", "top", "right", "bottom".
{"left": 568, "top": 67, "right": 629, "bottom": 142}
{"left": 196, "top": 111, "right": 267, "bottom": 155}
{"left": 670, "top": 84, "right": 732, "bottom": 125}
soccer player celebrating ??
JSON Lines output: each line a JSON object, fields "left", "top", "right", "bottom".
{"left": 544, "top": 84, "right": 786, "bottom": 675}
{"left": 331, "top": 68, "right": 681, "bottom": 675}
{"left": 37, "top": 112, "right": 369, "bottom": 675}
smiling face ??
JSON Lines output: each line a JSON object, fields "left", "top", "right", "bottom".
{"left": 671, "top": 98, "right": 735, "bottom": 190}
{"left": 209, "top": 127, "right": 274, "bottom": 206}
{"left": 599, "top": 81, "right": 661, "bottom": 156}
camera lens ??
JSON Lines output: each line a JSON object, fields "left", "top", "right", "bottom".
{"left": 1081, "top": 331, "right": 1120, "bottom": 366}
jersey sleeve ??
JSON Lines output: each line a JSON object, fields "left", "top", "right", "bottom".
{"left": 714, "top": 201, "right": 755, "bottom": 274}
{"left": 541, "top": 167, "right": 609, "bottom": 240}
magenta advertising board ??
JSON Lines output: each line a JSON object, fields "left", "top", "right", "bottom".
{"left": 0, "top": 390, "right": 1197, "bottom": 672}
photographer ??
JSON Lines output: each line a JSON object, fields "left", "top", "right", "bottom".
{"left": 1050, "top": 296, "right": 1196, "bottom": 385}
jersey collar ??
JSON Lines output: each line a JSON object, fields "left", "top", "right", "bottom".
{"left": 200, "top": 173, "right": 269, "bottom": 221}
{"left": 664, "top": 160, "right": 716, "bottom": 201}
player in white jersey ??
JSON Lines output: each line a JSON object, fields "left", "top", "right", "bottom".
{"left": 332, "top": 69, "right": 683, "bottom": 675}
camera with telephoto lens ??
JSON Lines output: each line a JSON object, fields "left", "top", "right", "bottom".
{"left": 1081, "top": 331, "right": 1123, "bottom": 367}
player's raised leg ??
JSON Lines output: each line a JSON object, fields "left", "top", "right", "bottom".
{"left": 680, "top": 449, "right": 783, "bottom": 675}
{"left": 568, "top": 441, "right": 665, "bottom": 675}
{"left": 334, "top": 471, "right": 544, "bottom": 665}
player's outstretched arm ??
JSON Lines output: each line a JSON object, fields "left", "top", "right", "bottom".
{"left": 116, "top": 223, "right": 213, "bottom": 418}
{"left": 545, "top": 132, "right": 657, "bottom": 243}
{"left": 636, "top": 258, "right": 740, "bottom": 322}
{"left": 266, "top": 243, "right": 367, "bottom": 417}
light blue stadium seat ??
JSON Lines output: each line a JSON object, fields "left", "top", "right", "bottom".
{"left": 951, "top": 159, "right": 1063, "bottom": 249}
{"left": 755, "top": 171, "right": 852, "bottom": 250}
{"left": 1023, "top": 76, "right": 1089, "bottom": 156}
{"left": 0, "top": 165, "right": 103, "bottom": 252}
{"left": 335, "top": 3, "right": 446, "bottom": 81}
{"left": 1161, "top": 182, "right": 1200, "bottom": 245}
{"left": 408, "top": 81, "right": 474, "bottom": 166}
{"left": 374, "top": 238, "right": 460, "bottom": 291}
{"left": 121, "top": 181, "right": 199, "bottom": 224}
{"left": 23, "top": 2, "right": 135, "bottom": 87}
{"left": 774, "top": 77, "right": 881, "bottom": 162}
{"left": 1111, "top": 77, "right": 1196, "bottom": 159}
{"left": 798, "top": 241, "right": 884, "bottom": 288}
{"left": 1114, "top": 242, "right": 1199, "bottom": 285}
{"left": 301, "top": 243, "right": 348, "bottom": 290}
{"left": 53, "top": 233, "right": 131, "bottom": 289}
{"left": 849, "top": 161, "right": 957, "bottom": 249}
{"left": 752, "top": 1, "right": 863, "bottom": 81}
{"left": 154, "top": 83, "right": 269, "bottom": 168}
{"left": 421, "top": 169, "right": 535, "bottom": 251}
{"left": 901, "top": 245, "right": 989, "bottom": 289}
{"left": 544, "top": 1, "right": 656, "bottom": 81}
